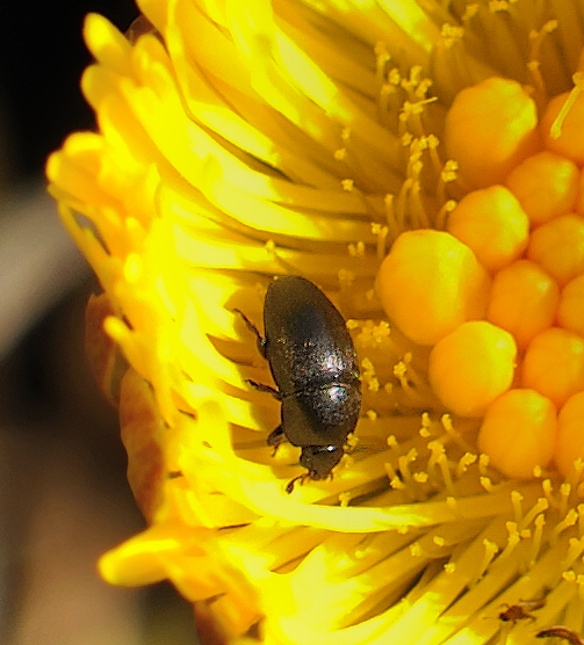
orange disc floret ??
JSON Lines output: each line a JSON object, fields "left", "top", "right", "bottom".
{"left": 558, "top": 275, "right": 584, "bottom": 337}
{"left": 541, "top": 90, "right": 584, "bottom": 164}
{"left": 521, "top": 327, "right": 584, "bottom": 408}
{"left": 505, "top": 151, "right": 579, "bottom": 226}
{"left": 375, "top": 230, "right": 491, "bottom": 346}
{"left": 486, "top": 260, "right": 559, "bottom": 352}
{"left": 444, "top": 77, "right": 541, "bottom": 189}
{"left": 527, "top": 213, "right": 584, "bottom": 286}
{"left": 576, "top": 169, "right": 584, "bottom": 216}
{"left": 556, "top": 391, "right": 584, "bottom": 479}
{"left": 477, "top": 388, "right": 556, "bottom": 479}
{"left": 428, "top": 321, "right": 517, "bottom": 417}
{"left": 446, "top": 185, "right": 529, "bottom": 273}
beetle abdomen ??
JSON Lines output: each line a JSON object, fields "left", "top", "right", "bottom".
{"left": 264, "top": 277, "right": 359, "bottom": 396}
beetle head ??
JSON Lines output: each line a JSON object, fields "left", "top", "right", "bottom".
{"left": 299, "top": 444, "right": 344, "bottom": 480}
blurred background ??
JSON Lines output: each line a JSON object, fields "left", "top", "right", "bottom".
{"left": 0, "top": 3, "right": 197, "bottom": 643}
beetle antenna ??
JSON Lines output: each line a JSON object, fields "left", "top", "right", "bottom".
{"left": 233, "top": 308, "right": 268, "bottom": 357}
{"left": 233, "top": 308, "right": 262, "bottom": 339}
{"left": 246, "top": 380, "right": 281, "bottom": 399}
{"left": 347, "top": 445, "right": 371, "bottom": 454}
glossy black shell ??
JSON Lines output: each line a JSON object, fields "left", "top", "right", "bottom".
{"left": 263, "top": 276, "right": 361, "bottom": 449}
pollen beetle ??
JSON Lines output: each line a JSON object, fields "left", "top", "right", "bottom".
{"left": 236, "top": 275, "right": 361, "bottom": 492}
{"left": 497, "top": 598, "right": 545, "bottom": 624}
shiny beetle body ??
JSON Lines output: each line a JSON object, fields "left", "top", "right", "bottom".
{"left": 238, "top": 276, "right": 361, "bottom": 491}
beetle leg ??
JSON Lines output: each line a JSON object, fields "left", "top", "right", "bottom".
{"left": 286, "top": 473, "right": 309, "bottom": 494}
{"left": 233, "top": 309, "right": 268, "bottom": 358}
{"left": 267, "top": 425, "right": 286, "bottom": 454}
{"left": 247, "top": 380, "right": 281, "bottom": 399}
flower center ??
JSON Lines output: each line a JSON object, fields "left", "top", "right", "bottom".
{"left": 376, "top": 74, "right": 584, "bottom": 481}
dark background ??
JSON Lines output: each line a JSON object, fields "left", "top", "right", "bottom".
{"left": 0, "top": 3, "right": 197, "bottom": 643}
{"left": 0, "top": 3, "right": 136, "bottom": 181}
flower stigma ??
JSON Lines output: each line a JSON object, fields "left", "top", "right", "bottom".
{"left": 46, "top": 1, "right": 584, "bottom": 645}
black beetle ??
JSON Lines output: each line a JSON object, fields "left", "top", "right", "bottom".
{"left": 236, "top": 275, "right": 361, "bottom": 492}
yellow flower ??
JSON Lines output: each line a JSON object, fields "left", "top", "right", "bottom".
{"left": 46, "top": 1, "right": 584, "bottom": 644}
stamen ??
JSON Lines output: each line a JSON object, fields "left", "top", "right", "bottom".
{"left": 511, "top": 490, "right": 524, "bottom": 526}
{"left": 578, "top": 576, "right": 584, "bottom": 602}
{"left": 498, "top": 521, "right": 520, "bottom": 561}
{"left": 401, "top": 66, "right": 422, "bottom": 95}
{"left": 384, "top": 193, "right": 400, "bottom": 239}
{"left": 563, "top": 569, "right": 577, "bottom": 583}
{"left": 396, "top": 448, "right": 426, "bottom": 501}
{"left": 385, "top": 461, "right": 406, "bottom": 490}
{"left": 469, "top": 538, "right": 499, "bottom": 587}
{"left": 528, "top": 21, "right": 559, "bottom": 104}
{"left": 438, "top": 454, "right": 455, "bottom": 500}
{"left": 520, "top": 498, "right": 550, "bottom": 532}
{"left": 387, "top": 434, "right": 401, "bottom": 456}
{"left": 441, "top": 23, "right": 464, "bottom": 49}
{"left": 441, "top": 415, "right": 475, "bottom": 453}
{"left": 364, "top": 367, "right": 380, "bottom": 393}
{"left": 559, "top": 482, "right": 572, "bottom": 519}
{"left": 456, "top": 452, "right": 478, "bottom": 479}
{"left": 578, "top": 504, "right": 584, "bottom": 537}
{"left": 400, "top": 97, "right": 439, "bottom": 140}
{"left": 478, "top": 453, "right": 490, "bottom": 478}
{"left": 348, "top": 241, "right": 365, "bottom": 257}
{"left": 489, "top": 1, "right": 510, "bottom": 13}
{"left": 409, "top": 541, "right": 422, "bottom": 557}
{"left": 372, "top": 222, "right": 390, "bottom": 260}
{"left": 365, "top": 409, "right": 378, "bottom": 422}
{"left": 567, "top": 459, "right": 584, "bottom": 491}
{"left": 419, "top": 413, "right": 432, "bottom": 439}
{"left": 413, "top": 471, "right": 428, "bottom": 485}
{"left": 542, "top": 479, "right": 556, "bottom": 509}
{"left": 374, "top": 41, "right": 391, "bottom": 84}
{"left": 439, "top": 161, "right": 458, "bottom": 201}
{"left": 551, "top": 72, "right": 584, "bottom": 138}
{"left": 529, "top": 513, "right": 545, "bottom": 567}
{"left": 427, "top": 440, "right": 445, "bottom": 485}
{"left": 552, "top": 509, "right": 579, "bottom": 543}
{"left": 338, "top": 492, "right": 351, "bottom": 507}
{"left": 560, "top": 536, "right": 584, "bottom": 571}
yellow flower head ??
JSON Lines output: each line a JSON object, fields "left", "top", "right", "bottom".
{"left": 47, "top": 1, "right": 584, "bottom": 644}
